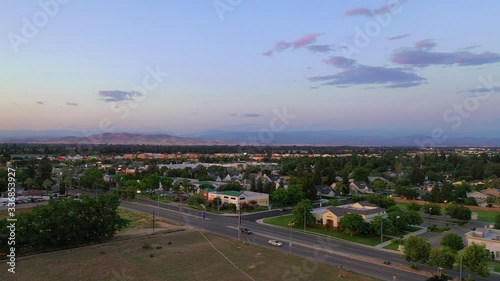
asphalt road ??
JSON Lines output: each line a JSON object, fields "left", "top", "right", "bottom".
{"left": 123, "top": 198, "right": 462, "bottom": 281}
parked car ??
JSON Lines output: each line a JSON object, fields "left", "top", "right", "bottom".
{"left": 268, "top": 240, "right": 283, "bottom": 247}
{"left": 241, "top": 228, "right": 252, "bottom": 234}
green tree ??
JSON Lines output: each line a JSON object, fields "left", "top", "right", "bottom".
{"left": 272, "top": 188, "right": 289, "bottom": 205}
{"left": 403, "top": 236, "right": 432, "bottom": 266}
{"left": 43, "top": 179, "right": 52, "bottom": 195}
{"left": 292, "top": 199, "right": 315, "bottom": 227}
{"left": 188, "top": 193, "right": 207, "bottom": 206}
{"left": 407, "top": 201, "right": 422, "bottom": 212}
{"left": 287, "top": 184, "right": 306, "bottom": 205}
{"left": 403, "top": 211, "right": 423, "bottom": 226}
{"left": 340, "top": 213, "right": 371, "bottom": 236}
{"left": 494, "top": 214, "right": 500, "bottom": 230}
{"left": 25, "top": 177, "right": 35, "bottom": 189}
{"left": 423, "top": 203, "right": 441, "bottom": 215}
{"left": 429, "top": 247, "right": 456, "bottom": 270}
{"left": 372, "top": 179, "right": 386, "bottom": 190}
{"left": 371, "top": 216, "right": 396, "bottom": 236}
{"left": 440, "top": 232, "right": 464, "bottom": 251}
{"left": 461, "top": 242, "right": 491, "bottom": 279}
{"left": 352, "top": 167, "right": 370, "bottom": 182}
{"left": 445, "top": 203, "right": 471, "bottom": 221}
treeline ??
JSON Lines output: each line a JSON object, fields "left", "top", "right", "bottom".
{"left": 0, "top": 194, "right": 128, "bottom": 254}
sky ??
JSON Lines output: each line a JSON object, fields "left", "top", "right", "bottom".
{"left": 1, "top": 0, "right": 500, "bottom": 137}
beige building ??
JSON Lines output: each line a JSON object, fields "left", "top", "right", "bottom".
{"left": 204, "top": 190, "right": 269, "bottom": 210}
{"left": 315, "top": 201, "right": 386, "bottom": 228}
{"left": 465, "top": 227, "right": 500, "bottom": 261}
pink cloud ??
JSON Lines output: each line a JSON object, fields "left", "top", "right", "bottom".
{"left": 323, "top": 56, "right": 357, "bottom": 68}
{"left": 274, "top": 40, "right": 291, "bottom": 51}
{"left": 344, "top": 8, "right": 372, "bottom": 17}
{"left": 293, "top": 33, "right": 322, "bottom": 48}
{"left": 262, "top": 50, "right": 273, "bottom": 57}
{"left": 345, "top": 0, "right": 407, "bottom": 17}
{"left": 415, "top": 39, "right": 436, "bottom": 50}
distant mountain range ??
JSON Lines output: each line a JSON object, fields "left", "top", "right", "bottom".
{"left": 0, "top": 133, "right": 234, "bottom": 146}
{"left": 1, "top": 130, "right": 500, "bottom": 147}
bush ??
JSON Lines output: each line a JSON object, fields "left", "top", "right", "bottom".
{"left": 142, "top": 243, "right": 152, "bottom": 250}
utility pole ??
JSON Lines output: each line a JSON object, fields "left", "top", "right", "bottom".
{"left": 303, "top": 207, "right": 306, "bottom": 232}
{"left": 289, "top": 221, "right": 293, "bottom": 254}
{"left": 238, "top": 202, "right": 241, "bottom": 242}
{"left": 380, "top": 218, "right": 383, "bottom": 244}
{"left": 178, "top": 194, "right": 182, "bottom": 226}
{"left": 153, "top": 211, "right": 155, "bottom": 232}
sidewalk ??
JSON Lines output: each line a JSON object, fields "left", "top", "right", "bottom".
{"left": 375, "top": 226, "right": 428, "bottom": 249}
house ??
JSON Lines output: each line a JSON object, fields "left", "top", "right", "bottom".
{"left": 349, "top": 181, "right": 374, "bottom": 194}
{"left": 465, "top": 227, "right": 500, "bottom": 261}
{"left": 315, "top": 185, "right": 337, "bottom": 198}
{"left": 368, "top": 176, "right": 390, "bottom": 184}
{"left": 204, "top": 190, "right": 269, "bottom": 210}
{"left": 335, "top": 176, "right": 343, "bottom": 182}
{"left": 466, "top": 191, "right": 490, "bottom": 205}
{"left": 481, "top": 188, "right": 500, "bottom": 198}
{"left": 315, "top": 201, "right": 387, "bottom": 228}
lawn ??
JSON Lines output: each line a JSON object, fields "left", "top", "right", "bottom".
{"left": 264, "top": 215, "right": 389, "bottom": 246}
{"left": 396, "top": 202, "right": 499, "bottom": 223}
{"left": 117, "top": 207, "right": 180, "bottom": 229}
{"left": 1, "top": 230, "right": 382, "bottom": 281}
{"left": 489, "top": 261, "right": 500, "bottom": 273}
{"left": 472, "top": 209, "right": 498, "bottom": 223}
{"left": 383, "top": 241, "right": 401, "bottom": 251}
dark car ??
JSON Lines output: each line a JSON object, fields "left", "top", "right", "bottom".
{"left": 240, "top": 228, "right": 252, "bottom": 234}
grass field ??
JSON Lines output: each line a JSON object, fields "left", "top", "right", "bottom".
{"left": 264, "top": 215, "right": 389, "bottom": 246}
{"left": 117, "top": 208, "right": 180, "bottom": 229}
{"left": 1, "top": 230, "right": 382, "bottom": 281}
{"left": 489, "top": 261, "right": 500, "bottom": 273}
{"left": 383, "top": 242, "right": 401, "bottom": 251}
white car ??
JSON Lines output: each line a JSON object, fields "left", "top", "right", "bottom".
{"left": 268, "top": 240, "right": 283, "bottom": 247}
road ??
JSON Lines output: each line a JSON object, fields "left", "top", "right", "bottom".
{"left": 125, "top": 198, "right": 479, "bottom": 281}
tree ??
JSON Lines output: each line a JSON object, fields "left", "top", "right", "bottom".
{"left": 440, "top": 233, "right": 464, "bottom": 251}
{"left": 188, "top": 193, "right": 207, "bottom": 206}
{"left": 403, "top": 236, "right": 432, "bottom": 266}
{"left": 372, "top": 179, "right": 386, "bottom": 191}
{"left": 445, "top": 203, "right": 471, "bottom": 221}
{"left": 429, "top": 247, "right": 456, "bottom": 270}
{"left": 461, "top": 242, "right": 491, "bottom": 279}
{"left": 403, "top": 211, "right": 423, "bottom": 226}
{"left": 423, "top": 203, "right": 441, "bottom": 215}
{"left": 272, "top": 187, "right": 289, "bottom": 205}
{"left": 292, "top": 199, "right": 315, "bottom": 227}
{"left": 287, "top": 184, "right": 306, "bottom": 205}
{"left": 43, "top": 179, "right": 53, "bottom": 195}
{"left": 370, "top": 216, "right": 396, "bottom": 236}
{"left": 494, "top": 214, "right": 500, "bottom": 230}
{"left": 218, "top": 182, "right": 243, "bottom": 191}
{"left": 352, "top": 167, "right": 370, "bottom": 182}
{"left": 25, "top": 177, "right": 35, "bottom": 189}
{"left": 250, "top": 177, "right": 256, "bottom": 192}
{"left": 410, "top": 167, "right": 425, "bottom": 185}
{"left": 408, "top": 201, "right": 422, "bottom": 212}
{"left": 340, "top": 213, "right": 371, "bottom": 236}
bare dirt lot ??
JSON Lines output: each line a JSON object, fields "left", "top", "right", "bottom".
{"left": 1, "top": 229, "right": 380, "bottom": 281}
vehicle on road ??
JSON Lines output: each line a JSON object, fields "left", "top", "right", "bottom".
{"left": 241, "top": 228, "right": 252, "bottom": 234}
{"left": 268, "top": 240, "right": 283, "bottom": 247}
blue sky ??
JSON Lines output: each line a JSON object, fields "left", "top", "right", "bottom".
{"left": 1, "top": 0, "right": 500, "bottom": 136}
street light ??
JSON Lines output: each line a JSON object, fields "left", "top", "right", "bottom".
{"left": 380, "top": 217, "right": 384, "bottom": 244}
{"left": 428, "top": 207, "right": 432, "bottom": 229}
{"left": 444, "top": 200, "right": 447, "bottom": 222}
{"left": 396, "top": 215, "right": 400, "bottom": 242}
{"left": 459, "top": 254, "right": 464, "bottom": 280}
{"left": 158, "top": 183, "right": 163, "bottom": 217}
{"left": 303, "top": 207, "right": 306, "bottom": 232}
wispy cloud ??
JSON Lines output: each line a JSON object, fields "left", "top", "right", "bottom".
{"left": 387, "top": 33, "right": 410, "bottom": 40}
{"left": 98, "top": 90, "right": 143, "bottom": 103}
{"left": 414, "top": 39, "right": 436, "bottom": 50}
{"left": 66, "top": 102, "right": 79, "bottom": 106}
{"left": 263, "top": 33, "right": 323, "bottom": 56}
{"left": 307, "top": 44, "right": 334, "bottom": 53}
{"left": 345, "top": 0, "right": 407, "bottom": 17}
{"left": 230, "top": 113, "right": 262, "bottom": 118}
{"left": 36, "top": 101, "right": 45, "bottom": 105}
{"left": 293, "top": 33, "right": 322, "bottom": 48}
{"left": 458, "top": 87, "right": 500, "bottom": 94}
{"left": 310, "top": 56, "right": 426, "bottom": 88}
{"left": 392, "top": 41, "right": 500, "bottom": 67}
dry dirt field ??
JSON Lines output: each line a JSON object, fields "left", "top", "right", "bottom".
{"left": 0, "top": 229, "right": 381, "bottom": 281}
